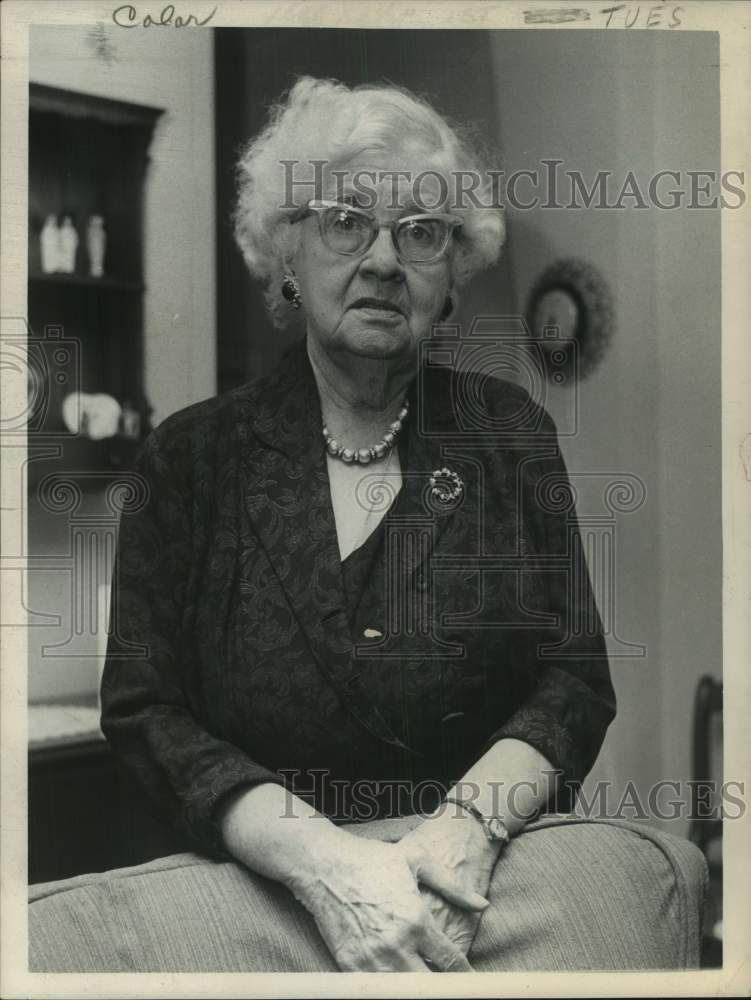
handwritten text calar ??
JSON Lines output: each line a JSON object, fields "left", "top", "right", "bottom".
{"left": 112, "top": 4, "right": 217, "bottom": 28}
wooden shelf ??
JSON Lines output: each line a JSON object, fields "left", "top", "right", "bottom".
{"left": 29, "top": 702, "right": 104, "bottom": 753}
{"left": 29, "top": 83, "right": 162, "bottom": 129}
{"left": 29, "top": 272, "right": 144, "bottom": 292}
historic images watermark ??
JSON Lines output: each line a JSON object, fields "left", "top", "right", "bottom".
{"left": 4, "top": 314, "right": 647, "bottom": 662}
{"left": 0, "top": 317, "right": 146, "bottom": 660}
{"left": 279, "top": 160, "right": 746, "bottom": 212}
{"left": 275, "top": 771, "right": 745, "bottom": 825}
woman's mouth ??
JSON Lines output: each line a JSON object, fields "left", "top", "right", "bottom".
{"left": 350, "top": 297, "right": 405, "bottom": 317}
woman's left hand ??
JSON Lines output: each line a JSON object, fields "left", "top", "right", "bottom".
{"left": 397, "top": 808, "right": 501, "bottom": 954}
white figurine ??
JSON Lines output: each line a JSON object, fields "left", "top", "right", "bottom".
{"left": 59, "top": 217, "right": 79, "bottom": 274}
{"left": 40, "top": 215, "right": 61, "bottom": 274}
{"left": 62, "top": 391, "right": 121, "bottom": 439}
{"left": 86, "top": 215, "right": 106, "bottom": 277}
{"left": 120, "top": 400, "right": 141, "bottom": 439}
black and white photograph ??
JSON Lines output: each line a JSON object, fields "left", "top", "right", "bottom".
{"left": 1, "top": 1, "right": 749, "bottom": 995}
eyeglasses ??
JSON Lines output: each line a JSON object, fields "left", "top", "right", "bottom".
{"left": 291, "top": 199, "right": 462, "bottom": 264}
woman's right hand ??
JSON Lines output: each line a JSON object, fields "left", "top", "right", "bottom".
{"left": 287, "top": 829, "right": 489, "bottom": 971}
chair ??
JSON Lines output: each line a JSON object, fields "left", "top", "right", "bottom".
{"left": 689, "top": 674, "right": 723, "bottom": 967}
{"left": 28, "top": 814, "right": 707, "bottom": 972}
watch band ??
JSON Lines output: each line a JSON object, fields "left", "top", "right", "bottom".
{"left": 443, "top": 796, "right": 511, "bottom": 847}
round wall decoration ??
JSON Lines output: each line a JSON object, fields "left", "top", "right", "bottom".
{"left": 525, "top": 258, "right": 615, "bottom": 382}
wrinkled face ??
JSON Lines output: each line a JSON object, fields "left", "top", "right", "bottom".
{"left": 290, "top": 165, "right": 453, "bottom": 363}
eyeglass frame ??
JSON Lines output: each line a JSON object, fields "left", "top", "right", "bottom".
{"left": 289, "top": 199, "right": 463, "bottom": 264}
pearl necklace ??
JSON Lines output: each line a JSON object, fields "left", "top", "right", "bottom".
{"left": 322, "top": 399, "right": 410, "bottom": 465}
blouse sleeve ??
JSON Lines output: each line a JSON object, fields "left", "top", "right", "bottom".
{"left": 484, "top": 405, "right": 617, "bottom": 803}
{"left": 100, "top": 428, "right": 283, "bottom": 858}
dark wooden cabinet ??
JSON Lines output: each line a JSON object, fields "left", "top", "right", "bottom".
{"left": 29, "top": 736, "right": 188, "bottom": 885}
{"left": 27, "top": 86, "right": 177, "bottom": 884}
{"left": 27, "top": 83, "right": 163, "bottom": 485}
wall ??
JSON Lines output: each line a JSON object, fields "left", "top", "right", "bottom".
{"left": 489, "top": 31, "right": 722, "bottom": 834}
{"left": 28, "top": 25, "right": 216, "bottom": 701}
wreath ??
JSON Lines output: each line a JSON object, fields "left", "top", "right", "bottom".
{"left": 525, "top": 258, "right": 615, "bottom": 383}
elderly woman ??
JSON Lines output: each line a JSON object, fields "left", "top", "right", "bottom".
{"left": 100, "top": 78, "right": 700, "bottom": 973}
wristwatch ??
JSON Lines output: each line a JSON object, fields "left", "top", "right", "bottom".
{"left": 443, "top": 796, "right": 511, "bottom": 847}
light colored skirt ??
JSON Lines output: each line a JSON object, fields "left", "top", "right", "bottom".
{"left": 28, "top": 814, "right": 707, "bottom": 972}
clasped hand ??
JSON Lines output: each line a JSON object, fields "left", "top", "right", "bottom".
{"left": 289, "top": 827, "right": 492, "bottom": 972}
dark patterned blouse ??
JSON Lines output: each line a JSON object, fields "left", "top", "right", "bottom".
{"left": 101, "top": 339, "right": 616, "bottom": 857}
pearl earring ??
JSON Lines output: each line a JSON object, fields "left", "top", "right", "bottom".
{"left": 440, "top": 294, "right": 455, "bottom": 321}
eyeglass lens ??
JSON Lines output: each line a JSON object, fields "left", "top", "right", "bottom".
{"left": 320, "top": 206, "right": 450, "bottom": 262}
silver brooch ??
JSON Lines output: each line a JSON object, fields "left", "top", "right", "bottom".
{"left": 429, "top": 467, "right": 464, "bottom": 506}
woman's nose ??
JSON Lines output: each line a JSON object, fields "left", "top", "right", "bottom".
{"left": 359, "top": 227, "right": 404, "bottom": 281}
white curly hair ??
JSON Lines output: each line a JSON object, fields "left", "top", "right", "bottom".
{"left": 233, "top": 76, "right": 505, "bottom": 327}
